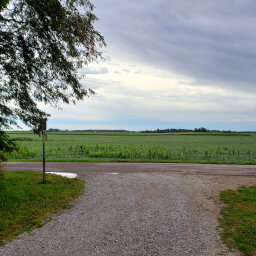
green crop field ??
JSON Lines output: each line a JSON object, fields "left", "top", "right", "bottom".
{"left": 6, "top": 132, "right": 256, "bottom": 164}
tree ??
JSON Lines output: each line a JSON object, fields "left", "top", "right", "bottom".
{"left": 0, "top": 0, "right": 106, "bottom": 129}
{"left": 194, "top": 127, "right": 207, "bottom": 132}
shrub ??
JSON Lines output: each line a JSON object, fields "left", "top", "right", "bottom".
{"left": 0, "top": 131, "right": 18, "bottom": 170}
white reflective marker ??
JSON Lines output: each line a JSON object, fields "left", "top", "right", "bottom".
{"left": 46, "top": 172, "right": 77, "bottom": 179}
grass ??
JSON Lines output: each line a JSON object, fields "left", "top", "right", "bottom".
{"left": 6, "top": 132, "right": 256, "bottom": 164}
{"left": 0, "top": 171, "right": 84, "bottom": 245}
{"left": 5, "top": 132, "right": 256, "bottom": 164}
{"left": 219, "top": 186, "right": 256, "bottom": 256}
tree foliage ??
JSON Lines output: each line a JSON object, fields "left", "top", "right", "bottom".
{"left": 0, "top": 0, "right": 10, "bottom": 11}
{"left": 0, "top": 0, "right": 106, "bottom": 129}
{"left": 0, "top": 131, "right": 17, "bottom": 166}
{"left": 194, "top": 127, "right": 207, "bottom": 132}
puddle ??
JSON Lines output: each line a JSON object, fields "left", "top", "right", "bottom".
{"left": 46, "top": 172, "right": 77, "bottom": 179}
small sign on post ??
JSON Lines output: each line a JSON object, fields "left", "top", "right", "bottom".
{"left": 33, "top": 118, "right": 47, "bottom": 183}
{"left": 42, "top": 119, "right": 47, "bottom": 184}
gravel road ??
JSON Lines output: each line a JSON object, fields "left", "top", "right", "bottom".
{"left": 1, "top": 162, "right": 256, "bottom": 256}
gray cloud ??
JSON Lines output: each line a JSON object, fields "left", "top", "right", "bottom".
{"left": 80, "top": 77, "right": 120, "bottom": 90}
{"left": 80, "top": 66, "right": 109, "bottom": 75}
{"left": 94, "top": 0, "right": 256, "bottom": 92}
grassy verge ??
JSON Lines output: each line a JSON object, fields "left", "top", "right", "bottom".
{"left": 219, "top": 186, "right": 256, "bottom": 256}
{"left": 0, "top": 171, "right": 84, "bottom": 245}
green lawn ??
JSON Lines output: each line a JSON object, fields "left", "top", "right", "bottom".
{"left": 6, "top": 132, "right": 256, "bottom": 164}
{"left": 219, "top": 186, "right": 256, "bottom": 256}
{"left": 0, "top": 171, "right": 84, "bottom": 245}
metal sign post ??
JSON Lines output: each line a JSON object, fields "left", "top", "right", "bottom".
{"left": 42, "top": 119, "right": 47, "bottom": 184}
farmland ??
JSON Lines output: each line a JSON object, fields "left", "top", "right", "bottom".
{"left": 6, "top": 132, "right": 256, "bottom": 164}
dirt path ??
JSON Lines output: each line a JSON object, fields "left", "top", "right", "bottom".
{"left": 1, "top": 162, "right": 256, "bottom": 256}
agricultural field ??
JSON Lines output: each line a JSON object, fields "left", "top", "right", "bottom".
{"left": 6, "top": 132, "right": 256, "bottom": 164}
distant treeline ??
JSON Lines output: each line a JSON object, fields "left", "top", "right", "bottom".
{"left": 142, "top": 128, "right": 193, "bottom": 133}
{"left": 46, "top": 127, "right": 243, "bottom": 133}
{"left": 7, "top": 128, "right": 256, "bottom": 133}
{"left": 141, "top": 127, "right": 241, "bottom": 133}
{"left": 46, "top": 128, "right": 131, "bottom": 133}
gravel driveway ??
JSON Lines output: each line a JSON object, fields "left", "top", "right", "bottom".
{"left": 1, "top": 162, "right": 256, "bottom": 256}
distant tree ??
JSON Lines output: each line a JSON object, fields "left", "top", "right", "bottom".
{"left": 194, "top": 127, "right": 207, "bottom": 132}
{"left": 47, "top": 128, "right": 61, "bottom": 132}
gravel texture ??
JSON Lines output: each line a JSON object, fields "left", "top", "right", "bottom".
{"left": 1, "top": 163, "right": 256, "bottom": 256}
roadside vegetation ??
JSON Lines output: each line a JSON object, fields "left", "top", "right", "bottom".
{"left": 6, "top": 132, "right": 256, "bottom": 164}
{"left": 0, "top": 131, "right": 18, "bottom": 164}
{"left": 219, "top": 186, "right": 256, "bottom": 256}
{"left": 0, "top": 171, "right": 84, "bottom": 245}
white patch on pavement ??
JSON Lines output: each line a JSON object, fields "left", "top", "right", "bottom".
{"left": 110, "top": 173, "right": 119, "bottom": 175}
{"left": 46, "top": 172, "right": 77, "bottom": 179}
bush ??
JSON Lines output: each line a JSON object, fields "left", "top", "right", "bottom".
{"left": 0, "top": 131, "right": 18, "bottom": 169}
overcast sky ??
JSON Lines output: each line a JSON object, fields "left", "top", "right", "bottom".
{"left": 34, "top": 1, "right": 256, "bottom": 131}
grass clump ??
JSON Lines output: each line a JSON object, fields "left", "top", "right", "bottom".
{"left": 0, "top": 171, "right": 84, "bottom": 245}
{"left": 219, "top": 186, "right": 256, "bottom": 256}
{"left": 10, "top": 137, "right": 33, "bottom": 142}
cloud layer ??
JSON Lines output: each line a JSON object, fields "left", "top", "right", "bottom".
{"left": 19, "top": 1, "right": 256, "bottom": 131}
{"left": 94, "top": 0, "right": 256, "bottom": 92}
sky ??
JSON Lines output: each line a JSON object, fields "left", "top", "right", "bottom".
{"left": 25, "top": 0, "right": 256, "bottom": 131}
